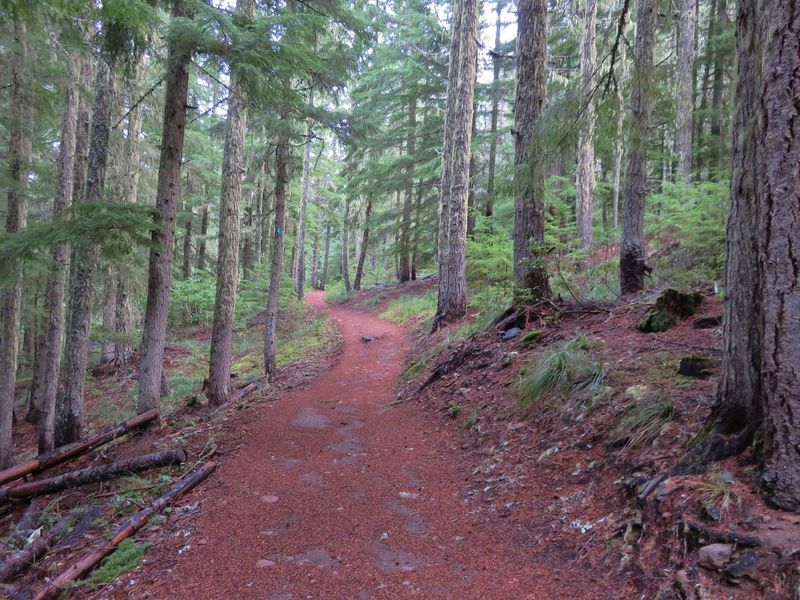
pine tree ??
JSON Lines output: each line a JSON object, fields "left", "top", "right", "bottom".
{"left": 619, "top": 0, "right": 656, "bottom": 294}
{"left": 433, "top": 0, "right": 479, "bottom": 330}
{"left": 137, "top": 4, "right": 193, "bottom": 415}
{"left": 512, "top": 0, "right": 551, "bottom": 299}
{"left": 575, "top": 0, "right": 597, "bottom": 251}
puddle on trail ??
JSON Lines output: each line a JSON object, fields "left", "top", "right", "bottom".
{"left": 286, "top": 548, "right": 340, "bottom": 567}
{"left": 300, "top": 471, "right": 324, "bottom": 486}
{"left": 387, "top": 498, "right": 429, "bottom": 536}
{"left": 369, "top": 542, "right": 429, "bottom": 574}
{"left": 291, "top": 407, "right": 328, "bottom": 429}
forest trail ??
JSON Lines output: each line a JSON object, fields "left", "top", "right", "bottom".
{"left": 126, "top": 291, "right": 618, "bottom": 600}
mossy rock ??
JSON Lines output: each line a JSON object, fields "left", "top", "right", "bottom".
{"left": 637, "top": 309, "right": 676, "bottom": 333}
{"left": 677, "top": 354, "right": 714, "bottom": 378}
{"left": 655, "top": 288, "right": 703, "bottom": 319}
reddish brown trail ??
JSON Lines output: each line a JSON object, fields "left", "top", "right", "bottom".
{"left": 124, "top": 291, "right": 617, "bottom": 599}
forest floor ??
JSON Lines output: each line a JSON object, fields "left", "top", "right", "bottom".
{"left": 4, "top": 280, "right": 798, "bottom": 599}
{"left": 111, "top": 289, "right": 631, "bottom": 599}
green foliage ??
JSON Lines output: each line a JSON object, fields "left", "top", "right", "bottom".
{"left": 0, "top": 203, "right": 158, "bottom": 284}
{"left": 325, "top": 281, "right": 351, "bottom": 304}
{"left": 88, "top": 538, "right": 150, "bottom": 585}
{"left": 447, "top": 401, "right": 460, "bottom": 418}
{"left": 517, "top": 335, "right": 610, "bottom": 414}
{"left": 645, "top": 182, "right": 728, "bottom": 285}
{"left": 168, "top": 271, "right": 217, "bottom": 328}
{"left": 380, "top": 290, "right": 436, "bottom": 324}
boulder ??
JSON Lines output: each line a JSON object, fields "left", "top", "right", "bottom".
{"left": 698, "top": 543, "right": 734, "bottom": 570}
{"left": 501, "top": 327, "right": 522, "bottom": 340}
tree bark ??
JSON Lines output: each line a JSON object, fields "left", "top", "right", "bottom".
{"left": 756, "top": 0, "right": 800, "bottom": 512}
{"left": 310, "top": 229, "right": 320, "bottom": 289}
{"left": 208, "top": 0, "right": 251, "bottom": 408}
{"left": 295, "top": 106, "right": 313, "bottom": 300}
{"left": 709, "top": 0, "right": 729, "bottom": 170}
{"left": 341, "top": 197, "right": 353, "bottom": 293}
{"left": 264, "top": 125, "right": 289, "bottom": 379}
{"left": 353, "top": 198, "right": 372, "bottom": 291}
{"left": 433, "top": 0, "right": 478, "bottom": 330}
{"left": 675, "top": 0, "right": 696, "bottom": 181}
{"left": 197, "top": 204, "right": 209, "bottom": 270}
{"left": 320, "top": 221, "right": 331, "bottom": 291}
{"left": 485, "top": 0, "right": 504, "bottom": 218}
{"left": 56, "top": 61, "right": 115, "bottom": 447}
{"left": 399, "top": 99, "right": 416, "bottom": 282}
{"left": 0, "top": 449, "right": 186, "bottom": 503}
{"left": 0, "top": 20, "right": 32, "bottom": 468}
{"left": 512, "top": 0, "right": 551, "bottom": 300}
{"left": 688, "top": 0, "right": 763, "bottom": 469}
{"left": 619, "top": 0, "right": 656, "bottom": 294}
{"left": 182, "top": 209, "right": 193, "bottom": 280}
{"left": 137, "top": 5, "right": 192, "bottom": 415}
{"left": 30, "top": 54, "right": 80, "bottom": 453}
{"left": 114, "top": 53, "right": 145, "bottom": 367}
{"left": 576, "top": 0, "right": 597, "bottom": 250}
{"left": 466, "top": 98, "right": 478, "bottom": 238}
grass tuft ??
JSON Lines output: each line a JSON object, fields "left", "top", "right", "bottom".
{"left": 517, "top": 335, "right": 609, "bottom": 413}
{"left": 613, "top": 398, "right": 675, "bottom": 449}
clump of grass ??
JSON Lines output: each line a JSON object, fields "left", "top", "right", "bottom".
{"left": 517, "top": 335, "right": 609, "bottom": 413}
{"left": 613, "top": 397, "right": 675, "bottom": 449}
{"left": 693, "top": 470, "right": 741, "bottom": 518}
{"left": 380, "top": 290, "right": 437, "bottom": 324}
{"left": 325, "top": 281, "right": 351, "bottom": 304}
{"left": 88, "top": 538, "right": 150, "bottom": 585}
{"left": 448, "top": 402, "right": 460, "bottom": 418}
{"left": 464, "top": 411, "right": 478, "bottom": 430}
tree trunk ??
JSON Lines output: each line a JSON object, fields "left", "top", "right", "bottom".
{"left": 0, "top": 20, "right": 32, "bottom": 467}
{"left": 310, "top": 229, "right": 320, "bottom": 289}
{"left": 485, "top": 0, "right": 504, "bottom": 218}
{"left": 208, "top": 0, "right": 251, "bottom": 408}
{"left": 689, "top": 0, "right": 762, "bottom": 468}
{"left": 433, "top": 0, "right": 478, "bottom": 330}
{"left": 264, "top": 126, "right": 289, "bottom": 379}
{"left": 295, "top": 109, "right": 313, "bottom": 301}
{"left": 320, "top": 221, "right": 331, "bottom": 291}
{"left": 137, "top": 6, "right": 192, "bottom": 415}
{"left": 114, "top": 53, "right": 144, "bottom": 368}
{"left": 399, "top": 99, "right": 416, "bottom": 283}
{"left": 466, "top": 98, "right": 478, "bottom": 238}
{"left": 341, "top": 197, "right": 352, "bottom": 293}
{"left": 56, "top": 61, "right": 115, "bottom": 447}
{"left": 709, "top": 0, "right": 728, "bottom": 170}
{"left": 675, "top": 0, "right": 696, "bottom": 181}
{"left": 182, "top": 210, "right": 193, "bottom": 280}
{"left": 436, "top": 0, "right": 463, "bottom": 272}
{"left": 353, "top": 198, "right": 372, "bottom": 291}
{"left": 30, "top": 53, "right": 80, "bottom": 453}
{"left": 512, "top": 0, "right": 551, "bottom": 300}
{"left": 575, "top": 0, "right": 597, "bottom": 250}
{"left": 756, "top": 0, "right": 800, "bottom": 512}
{"left": 619, "top": 0, "right": 656, "bottom": 294}
{"left": 197, "top": 204, "right": 209, "bottom": 270}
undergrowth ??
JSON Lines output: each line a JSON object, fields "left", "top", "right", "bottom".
{"left": 517, "top": 335, "right": 611, "bottom": 414}
{"left": 612, "top": 397, "right": 675, "bottom": 449}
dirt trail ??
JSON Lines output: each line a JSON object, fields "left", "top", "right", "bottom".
{"left": 126, "top": 291, "right": 617, "bottom": 599}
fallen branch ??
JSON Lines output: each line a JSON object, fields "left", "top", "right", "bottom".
{"left": 0, "top": 409, "right": 159, "bottom": 487}
{"left": 0, "top": 449, "right": 186, "bottom": 504}
{"left": 0, "top": 507, "right": 83, "bottom": 582}
{"left": 33, "top": 462, "right": 216, "bottom": 600}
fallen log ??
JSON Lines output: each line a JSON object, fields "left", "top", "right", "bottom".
{"left": 33, "top": 462, "right": 216, "bottom": 600}
{"left": 0, "top": 409, "right": 159, "bottom": 487}
{"left": 0, "top": 449, "right": 186, "bottom": 504}
{"left": 0, "top": 507, "right": 83, "bottom": 583}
